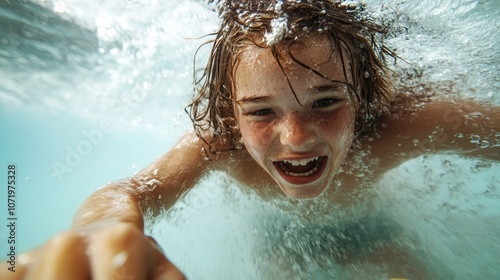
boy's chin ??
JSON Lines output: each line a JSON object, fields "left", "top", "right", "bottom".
{"left": 277, "top": 182, "right": 327, "bottom": 199}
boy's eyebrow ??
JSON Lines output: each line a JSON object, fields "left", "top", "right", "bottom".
{"left": 235, "top": 95, "right": 275, "bottom": 105}
{"left": 235, "top": 83, "right": 346, "bottom": 105}
{"left": 310, "top": 83, "right": 346, "bottom": 94}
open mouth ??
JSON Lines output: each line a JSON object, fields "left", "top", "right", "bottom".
{"left": 273, "top": 156, "right": 327, "bottom": 185}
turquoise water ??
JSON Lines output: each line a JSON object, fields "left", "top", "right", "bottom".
{"left": 0, "top": 0, "right": 499, "bottom": 279}
{"left": 0, "top": 0, "right": 208, "bottom": 250}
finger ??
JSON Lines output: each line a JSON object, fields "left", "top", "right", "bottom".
{"left": 0, "top": 244, "right": 43, "bottom": 279}
{"left": 26, "top": 231, "right": 89, "bottom": 280}
{"left": 90, "top": 223, "right": 148, "bottom": 280}
{"left": 0, "top": 256, "right": 28, "bottom": 280}
{"left": 146, "top": 237, "right": 186, "bottom": 280}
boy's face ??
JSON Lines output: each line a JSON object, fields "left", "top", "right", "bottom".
{"left": 233, "top": 34, "right": 355, "bottom": 199}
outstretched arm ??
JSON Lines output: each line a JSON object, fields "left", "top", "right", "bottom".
{"left": 1, "top": 131, "right": 211, "bottom": 280}
{"left": 367, "top": 98, "right": 499, "bottom": 175}
{"left": 73, "top": 130, "right": 211, "bottom": 227}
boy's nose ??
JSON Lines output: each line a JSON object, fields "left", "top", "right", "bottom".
{"left": 279, "top": 113, "right": 316, "bottom": 151}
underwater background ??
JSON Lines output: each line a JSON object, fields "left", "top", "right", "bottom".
{"left": 0, "top": 0, "right": 499, "bottom": 278}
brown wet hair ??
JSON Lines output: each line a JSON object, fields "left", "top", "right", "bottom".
{"left": 186, "top": 0, "right": 395, "bottom": 153}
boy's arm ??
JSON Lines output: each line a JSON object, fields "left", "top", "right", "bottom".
{"left": 73, "top": 130, "right": 210, "bottom": 228}
{"left": 367, "top": 98, "right": 499, "bottom": 175}
{"left": 0, "top": 131, "right": 210, "bottom": 280}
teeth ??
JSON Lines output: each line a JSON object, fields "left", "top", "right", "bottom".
{"left": 285, "top": 165, "right": 320, "bottom": 177}
{"left": 279, "top": 157, "right": 323, "bottom": 177}
{"left": 284, "top": 157, "right": 318, "bottom": 166}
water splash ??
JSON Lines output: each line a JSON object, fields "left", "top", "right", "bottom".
{"left": 0, "top": 0, "right": 218, "bottom": 132}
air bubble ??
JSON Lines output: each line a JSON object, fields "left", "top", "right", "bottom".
{"left": 469, "top": 134, "right": 481, "bottom": 144}
{"left": 18, "top": 254, "right": 33, "bottom": 265}
{"left": 110, "top": 48, "right": 120, "bottom": 55}
{"left": 112, "top": 251, "right": 128, "bottom": 267}
{"left": 479, "top": 140, "right": 490, "bottom": 148}
{"left": 131, "top": 117, "right": 143, "bottom": 126}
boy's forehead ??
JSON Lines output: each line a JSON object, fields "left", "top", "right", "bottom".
{"left": 236, "top": 33, "right": 345, "bottom": 81}
{"left": 240, "top": 33, "right": 338, "bottom": 65}
{"left": 287, "top": 33, "right": 338, "bottom": 64}
{"left": 233, "top": 34, "right": 350, "bottom": 101}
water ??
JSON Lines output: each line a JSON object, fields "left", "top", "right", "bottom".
{"left": 0, "top": 0, "right": 499, "bottom": 279}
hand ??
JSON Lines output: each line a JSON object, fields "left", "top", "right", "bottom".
{"left": 0, "top": 222, "right": 185, "bottom": 280}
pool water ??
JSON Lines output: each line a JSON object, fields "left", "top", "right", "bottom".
{"left": 0, "top": 0, "right": 498, "bottom": 279}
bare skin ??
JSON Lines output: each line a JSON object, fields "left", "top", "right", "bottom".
{"left": 1, "top": 35, "right": 498, "bottom": 279}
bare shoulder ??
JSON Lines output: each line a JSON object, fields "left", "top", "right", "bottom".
{"left": 130, "top": 131, "right": 219, "bottom": 209}
{"left": 146, "top": 131, "right": 275, "bottom": 196}
{"left": 357, "top": 97, "right": 499, "bottom": 179}
{"left": 211, "top": 147, "right": 277, "bottom": 194}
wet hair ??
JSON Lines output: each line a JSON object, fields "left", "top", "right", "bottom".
{"left": 186, "top": 0, "right": 394, "bottom": 152}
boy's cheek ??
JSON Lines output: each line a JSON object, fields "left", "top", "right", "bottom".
{"left": 240, "top": 122, "right": 274, "bottom": 145}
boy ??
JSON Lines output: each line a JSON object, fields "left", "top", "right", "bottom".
{"left": 2, "top": 0, "right": 498, "bottom": 279}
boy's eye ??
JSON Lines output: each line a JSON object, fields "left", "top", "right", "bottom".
{"left": 312, "top": 98, "right": 340, "bottom": 108}
{"left": 247, "top": 108, "right": 274, "bottom": 116}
